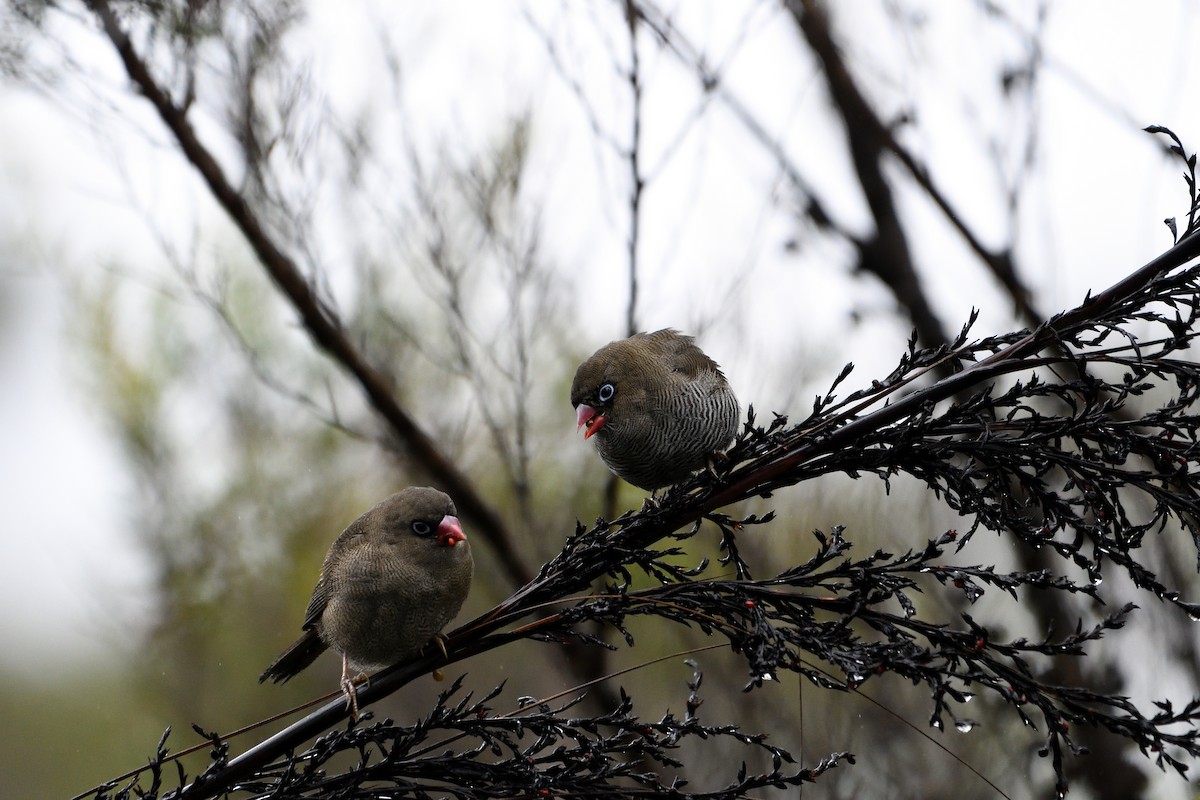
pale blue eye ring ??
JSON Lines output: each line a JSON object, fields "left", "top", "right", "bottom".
{"left": 598, "top": 383, "right": 615, "bottom": 403}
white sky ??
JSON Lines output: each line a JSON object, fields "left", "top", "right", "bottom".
{"left": 2, "top": 0, "right": 1200, "bottom": 680}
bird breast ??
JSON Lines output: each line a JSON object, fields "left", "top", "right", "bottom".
{"left": 320, "top": 539, "right": 473, "bottom": 672}
{"left": 595, "top": 375, "right": 739, "bottom": 490}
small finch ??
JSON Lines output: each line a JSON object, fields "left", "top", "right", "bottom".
{"left": 260, "top": 487, "right": 473, "bottom": 717}
{"left": 571, "top": 328, "right": 739, "bottom": 490}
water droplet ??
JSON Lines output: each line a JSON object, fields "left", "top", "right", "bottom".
{"left": 759, "top": 673, "right": 775, "bottom": 682}
{"left": 930, "top": 718, "right": 944, "bottom": 731}
{"left": 961, "top": 692, "right": 975, "bottom": 704}
{"left": 1189, "top": 610, "right": 1200, "bottom": 623}
{"left": 955, "top": 719, "right": 976, "bottom": 733}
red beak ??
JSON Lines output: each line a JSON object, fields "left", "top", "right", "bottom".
{"left": 437, "top": 515, "right": 467, "bottom": 547}
{"left": 576, "top": 404, "right": 608, "bottom": 439}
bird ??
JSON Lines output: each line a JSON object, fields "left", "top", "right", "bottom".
{"left": 570, "top": 328, "right": 739, "bottom": 491}
{"left": 259, "top": 487, "right": 474, "bottom": 718}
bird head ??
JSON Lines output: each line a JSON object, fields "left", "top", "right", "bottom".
{"left": 378, "top": 487, "right": 468, "bottom": 548}
{"left": 570, "top": 348, "right": 629, "bottom": 440}
{"left": 572, "top": 330, "right": 695, "bottom": 440}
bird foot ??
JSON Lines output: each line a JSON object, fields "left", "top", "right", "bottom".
{"left": 343, "top": 676, "right": 364, "bottom": 719}
{"left": 422, "top": 632, "right": 450, "bottom": 660}
{"left": 706, "top": 449, "right": 729, "bottom": 480}
{"left": 340, "top": 655, "right": 370, "bottom": 720}
{"left": 419, "top": 636, "right": 450, "bottom": 681}
{"left": 641, "top": 493, "right": 661, "bottom": 512}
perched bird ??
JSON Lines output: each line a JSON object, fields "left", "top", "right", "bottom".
{"left": 260, "top": 487, "right": 473, "bottom": 717}
{"left": 571, "top": 328, "right": 739, "bottom": 490}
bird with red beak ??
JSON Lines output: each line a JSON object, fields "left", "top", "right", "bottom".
{"left": 260, "top": 487, "right": 473, "bottom": 718}
{"left": 571, "top": 328, "right": 739, "bottom": 491}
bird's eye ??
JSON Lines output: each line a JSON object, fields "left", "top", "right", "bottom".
{"left": 411, "top": 520, "right": 434, "bottom": 537}
{"left": 598, "top": 383, "right": 616, "bottom": 403}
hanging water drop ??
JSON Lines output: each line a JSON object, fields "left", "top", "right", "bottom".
{"left": 955, "top": 719, "right": 976, "bottom": 733}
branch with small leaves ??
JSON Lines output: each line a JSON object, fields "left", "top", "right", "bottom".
{"left": 92, "top": 670, "right": 851, "bottom": 800}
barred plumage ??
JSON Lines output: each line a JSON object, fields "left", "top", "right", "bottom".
{"left": 571, "top": 329, "right": 739, "bottom": 490}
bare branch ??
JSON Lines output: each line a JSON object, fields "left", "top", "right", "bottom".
{"left": 84, "top": 0, "right": 534, "bottom": 588}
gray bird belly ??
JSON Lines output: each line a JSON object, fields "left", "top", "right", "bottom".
{"left": 598, "top": 384, "right": 738, "bottom": 489}
{"left": 321, "top": 571, "right": 461, "bottom": 671}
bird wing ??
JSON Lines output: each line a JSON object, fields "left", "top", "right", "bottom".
{"left": 300, "top": 516, "right": 370, "bottom": 630}
{"left": 300, "top": 578, "right": 332, "bottom": 631}
{"left": 652, "top": 330, "right": 726, "bottom": 384}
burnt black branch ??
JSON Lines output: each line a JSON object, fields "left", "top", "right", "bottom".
{"left": 96, "top": 672, "right": 851, "bottom": 800}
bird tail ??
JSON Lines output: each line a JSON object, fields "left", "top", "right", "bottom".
{"left": 259, "top": 630, "right": 327, "bottom": 684}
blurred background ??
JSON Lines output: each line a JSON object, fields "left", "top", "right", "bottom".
{"left": 2, "top": 1, "right": 1199, "bottom": 798}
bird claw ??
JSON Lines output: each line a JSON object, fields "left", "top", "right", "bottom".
{"left": 341, "top": 679, "right": 361, "bottom": 720}
{"left": 706, "top": 449, "right": 729, "bottom": 480}
{"left": 423, "top": 633, "right": 450, "bottom": 660}
{"left": 340, "top": 655, "right": 369, "bottom": 720}
{"left": 421, "top": 636, "right": 450, "bottom": 681}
